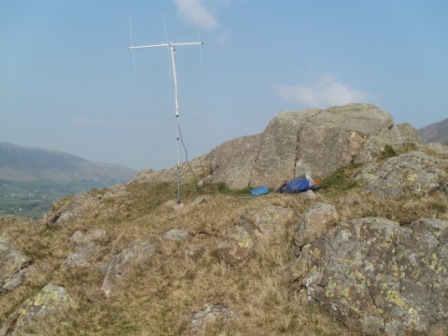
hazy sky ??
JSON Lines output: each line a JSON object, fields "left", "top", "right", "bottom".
{"left": 1, "top": 1, "right": 447, "bottom": 171}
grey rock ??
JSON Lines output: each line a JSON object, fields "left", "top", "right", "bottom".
{"left": 362, "top": 151, "right": 447, "bottom": 198}
{"left": 292, "top": 217, "right": 448, "bottom": 335}
{"left": 191, "top": 303, "right": 236, "bottom": 333}
{"left": 0, "top": 284, "right": 75, "bottom": 336}
{"left": 217, "top": 226, "right": 253, "bottom": 266}
{"left": 101, "top": 240, "right": 155, "bottom": 297}
{"left": 0, "top": 237, "right": 31, "bottom": 294}
{"left": 204, "top": 103, "right": 421, "bottom": 189}
{"left": 47, "top": 193, "right": 97, "bottom": 224}
{"left": 163, "top": 229, "right": 190, "bottom": 241}
{"left": 293, "top": 203, "right": 339, "bottom": 255}
{"left": 62, "top": 229, "right": 109, "bottom": 269}
{"left": 240, "top": 204, "right": 293, "bottom": 237}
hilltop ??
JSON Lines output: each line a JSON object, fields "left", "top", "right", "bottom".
{"left": 1, "top": 104, "right": 447, "bottom": 335}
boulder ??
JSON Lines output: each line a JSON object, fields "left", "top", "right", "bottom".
{"left": 217, "top": 227, "right": 253, "bottom": 266}
{"left": 204, "top": 103, "right": 421, "bottom": 189}
{"left": 0, "top": 237, "right": 31, "bottom": 293}
{"left": 101, "top": 240, "right": 155, "bottom": 297}
{"left": 292, "top": 217, "right": 448, "bottom": 335}
{"left": 240, "top": 205, "right": 293, "bottom": 237}
{"left": 206, "top": 134, "right": 262, "bottom": 189}
{"left": 293, "top": 203, "right": 339, "bottom": 255}
{"left": 0, "top": 284, "right": 75, "bottom": 336}
{"left": 362, "top": 151, "right": 448, "bottom": 198}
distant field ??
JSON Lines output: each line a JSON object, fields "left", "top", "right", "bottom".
{"left": 0, "top": 179, "right": 116, "bottom": 219}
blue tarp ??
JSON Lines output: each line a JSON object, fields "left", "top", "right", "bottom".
{"left": 250, "top": 186, "right": 269, "bottom": 195}
{"left": 276, "top": 174, "right": 317, "bottom": 193}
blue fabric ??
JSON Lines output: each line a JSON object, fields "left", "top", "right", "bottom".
{"left": 250, "top": 186, "right": 269, "bottom": 195}
{"left": 276, "top": 177, "right": 310, "bottom": 193}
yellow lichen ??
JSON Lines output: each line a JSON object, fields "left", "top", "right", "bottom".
{"left": 385, "top": 290, "right": 406, "bottom": 307}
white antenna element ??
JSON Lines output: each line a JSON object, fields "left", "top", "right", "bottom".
{"left": 129, "top": 37, "right": 203, "bottom": 204}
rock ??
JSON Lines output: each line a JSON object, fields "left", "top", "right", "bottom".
{"left": 191, "top": 303, "right": 236, "bottom": 333}
{"left": 292, "top": 217, "right": 448, "bottom": 335}
{"left": 240, "top": 205, "right": 293, "bottom": 237}
{"left": 163, "top": 229, "right": 190, "bottom": 241}
{"left": 0, "top": 284, "right": 75, "bottom": 336}
{"left": 206, "top": 134, "right": 263, "bottom": 189}
{"left": 101, "top": 240, "right": 155, "bottom": 297}
{"left": 203, "top": 103, "right": 421, "bottom": 189}
{"left": 47, "top": 193, "right": 97, "bottom": 224}
{"left": 61, "top": 229, "right": 109, "bottom": 269}
{"left": 362, "top": 151, "right": 447, "bottom": 198}
{"left": 217, "top": 227, "right": 253, "bottom": 266}
{"left": 293, "top": 203, "right": 339, "bottom": 255}
{"left": 0, "top": 237, "right": 31, "bottom": 294}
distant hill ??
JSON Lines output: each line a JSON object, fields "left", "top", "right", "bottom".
{"left": 0, "top": 142, "right": 137, "bottom": 218}
{"left": 419, "top": 118, "right": 448, "bottom": 145}
{"left": 0, "top": 142, "right": 136, "bottom": 182}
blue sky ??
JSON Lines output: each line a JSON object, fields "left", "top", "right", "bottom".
{"left": 1, "top": 0, "right": 447, "bottom": 171}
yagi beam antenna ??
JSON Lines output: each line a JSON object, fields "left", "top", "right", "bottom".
{"left": 129, "top": 33, "right": 203, "bottom": 204}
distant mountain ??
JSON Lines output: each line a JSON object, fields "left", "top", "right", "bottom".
{"left": 0, "top": 143, "right": 138, "bottom": 218}
{"left": 0, "top": 142, "right": 137, "bottom": 183}
{"left": 419, "top": 118, "right": 448, "bottom": 145}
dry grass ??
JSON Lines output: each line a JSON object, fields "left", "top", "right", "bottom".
{"left": 1, "top": 169, "right": 446, "bottom": 335}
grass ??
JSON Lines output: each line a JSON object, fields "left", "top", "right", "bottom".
{"left": 1, "top": 169, "right": 446, "bottom": 335}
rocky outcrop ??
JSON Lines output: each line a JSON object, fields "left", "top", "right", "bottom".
{"left": 0, "top": 237, "right": 31, "bottom": 293}
{"left": 359, "top": 151, "right": 448, "bottom": 198}
{"left": 131, "top": 104, "right": 421, "bottom": 190}
{"left": 291, "top": 217, "right": 448, "bottom": 335}
{"left": 206, "top": 103, "right": 421, "bottom": 189}
{"left": 101, "top": 240, "right": 155, "bottom": 297}
{"left": 47, "top": 192, "right": 98, "bottom": 224}
{"left": 0, "top": 284, "right": 75, "bottom": 336}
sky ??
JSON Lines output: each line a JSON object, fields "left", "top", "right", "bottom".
{"left": 1, "top": 0, "right": 447, "bottom": 172}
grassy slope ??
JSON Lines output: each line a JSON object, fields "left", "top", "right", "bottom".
{"left": 0, "top": 165, "right": 447, "bottom": 335}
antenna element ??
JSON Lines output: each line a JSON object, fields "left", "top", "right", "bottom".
{"left": 128, "top": 24, "right": 204, "bottom": 204}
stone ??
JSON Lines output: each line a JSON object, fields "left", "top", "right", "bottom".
{"left": 293, "top": 203, "right": 339, "bottom": 255}
{"left": 0, "top": 237, "right": 31, "bottom": 294}
{"left": 240, "top": 204, "right": 293, "bottom": 237}
{"left": 101, "top": 240, "right": 155, "bottom": 297}
{"left": 47, "top": 192, "right": 97, "bottom": 224}
{"left": 191, "top": 303, "right": 236, "bottom": 333}
{"left": 292, "top": 217, "right": 448, "bottom": 335}
{"left": 203, "top": 103, "right": 421, "bottom": 189}
{"left": 217, "top": 226, "right": 253, "bottom": 266}
{"left": 362, "top": 151, "right": 447, "bottom": 198}
{"left": 61, "top": 229, "right": 109, "bottom": 269}
{"left": 162, "top": 229, "right": 190, "bottom": 241}
{"left": 0, "top": 284, "right": 75, "bottom": 336}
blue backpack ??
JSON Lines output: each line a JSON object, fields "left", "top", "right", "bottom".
{"left": 276, "top": 175, "right": 311, "bottom": 193}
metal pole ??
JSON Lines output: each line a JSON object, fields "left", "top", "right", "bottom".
{"left": 169, "top": 46, "right": 182, "bottom": 204}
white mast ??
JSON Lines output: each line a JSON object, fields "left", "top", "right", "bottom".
{"left": 129, "top": 40, "right": 203, "bottom": 204}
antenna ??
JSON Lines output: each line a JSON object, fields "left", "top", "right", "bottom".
{"left": 128, "top": 19, "right": 204, "bottom": 204}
